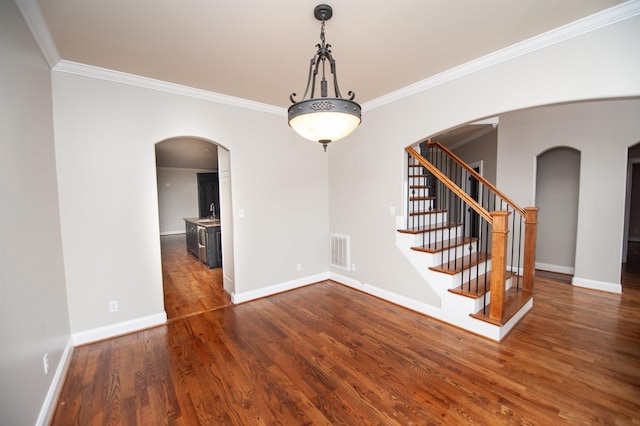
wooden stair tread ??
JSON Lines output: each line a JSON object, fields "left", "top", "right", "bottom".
{"left": 409, "top": 185, "right": 429, "bottom": 189}
{"left": 429, "top": 252, "right": 489, "bottom": 275}
{"left": 409, "top": 196, "right": 435, "bottom": 201}
{"left": 409, "top": 209, "right": 447, "bottom": 217}
{"left": 448, "top": 271, "right": 515, "bottom": 299}
{"left": 470, "top": 288, "right": 533, "bottom": 326}
{"left": 397, "top": 222, "right": 462, "bottom": 234}
{"left": 411, "top": 236, "right": 477, "bottom": 254}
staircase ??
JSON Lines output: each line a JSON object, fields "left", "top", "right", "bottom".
{"left": 396, "top": 140, "right": 538, "bottom": 341}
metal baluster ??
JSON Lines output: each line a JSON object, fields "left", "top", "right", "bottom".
{"left": 406, "top": 152, "right": 411, "bottom": 229}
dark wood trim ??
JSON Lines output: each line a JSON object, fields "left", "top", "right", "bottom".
{"left": 523, "top": 207, "right": 539, "bottom": 292}
{"left": 489, "top": 210, "right": 510, "bottom": 321}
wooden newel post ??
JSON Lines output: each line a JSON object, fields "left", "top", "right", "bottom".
{"left": 523, "top": 207, "right": 539, "bottom": 293}
{"left": 489, "top": 211, "right": 511, "bottom": 322}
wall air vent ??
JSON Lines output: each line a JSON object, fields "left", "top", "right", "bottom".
{"left": 330, "top": 233, "right": 351, "bottom": 271}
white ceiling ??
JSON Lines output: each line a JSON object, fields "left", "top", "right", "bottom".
{"left": 31, "top": 1, "right": 629, "bottom": 167}
{"left": 37, "top": 0, "right": 625, "bottom": 109}
{"left": 155, "top": 137, "right": 218, "bottom": 170}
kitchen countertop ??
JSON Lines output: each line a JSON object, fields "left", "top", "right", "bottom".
{"left": 184, "top": 217, "right": 221, "bottom": 227}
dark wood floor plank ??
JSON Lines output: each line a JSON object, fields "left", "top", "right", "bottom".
{"left": 51, "top": 242, "right": 640, "bottom": 425}
{"left": 161, "top": 234, "right": 231, "bottom": 320}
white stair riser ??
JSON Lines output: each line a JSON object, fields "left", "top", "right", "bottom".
{"left": 445, "top": 260, "right": 493, "bottom": 287}
{"left": 408, "top": 178, "right": 430, "bottom": 187}
{"left": 409, "top": 224, "right": 463, "bottom": 245}
{"left": 449, "top": 276, "right": 515, "bottom": 313}
{"left": 408, "top": 199, "right": 435, "bottom": 212}
{"left": 406, "top": 211, "right": 447, "bottom": 228}
{"left": 431, "top": 244, "right": 478, "bottom": 266}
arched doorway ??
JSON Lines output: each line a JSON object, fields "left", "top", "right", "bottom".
{"left": 155, "top": 137, "right": 234, "bottom": 319}
{"left": 624, "top": 141, "right": 640, "bottom": 265}
{"left": 535, "top": 147, "right": 581, "bottom": 278}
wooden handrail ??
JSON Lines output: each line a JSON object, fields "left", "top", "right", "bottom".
{"left": 406, "top": 147, "right": 493, "bottom": 223}
{"left": 408, "top": 143, "right": 538, "bottom": 325}
{"left": 427, "top": 140, "right": 526, "bottom": 217}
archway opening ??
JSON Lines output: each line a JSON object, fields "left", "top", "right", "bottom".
{"left": 535, "top": 147, "right": 581, "bottom": 281}
{"left": 155, "top": 137, "right": 233, "bottom": 320}
{"left": 624, "top": 141, "right": 640, "bottom": 270}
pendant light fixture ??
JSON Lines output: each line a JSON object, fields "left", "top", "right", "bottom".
{"left": 288, "top": 4, "right": 361, "bottom": 151}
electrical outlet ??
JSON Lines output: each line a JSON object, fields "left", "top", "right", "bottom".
{"left": 109, "top": 300, "right": 118, "bottom": 312}
{"left": 296, "top": 263, "right": 302, "bottom": 271}
{"left": 43, "top": 353, "right": 49, "bottom": 375}
{"left": 390, "top": 206, "right": 395, "bottom": 216}
{"left": 352, "top": 263, "right": 356, "bottom": 271}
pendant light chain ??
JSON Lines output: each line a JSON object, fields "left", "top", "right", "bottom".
{"left": 320, "top": 19, "right": 328, "bottom": 98}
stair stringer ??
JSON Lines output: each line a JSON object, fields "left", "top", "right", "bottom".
{"left": 395, "top": 216, "right": 531, "bottom": 341}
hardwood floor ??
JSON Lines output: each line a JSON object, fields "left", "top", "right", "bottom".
{"left": 161, "top": 234, "right": 231, "bottom": 320}
{"left": 534, "top": 269, "right": 572, "bottom": 284}
{"left": 51, "top": 251, "right": 640, "bottom": 425}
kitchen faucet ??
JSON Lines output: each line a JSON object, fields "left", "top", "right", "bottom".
{"left": 210, "top": 203, "right": 216, "bottom": 219}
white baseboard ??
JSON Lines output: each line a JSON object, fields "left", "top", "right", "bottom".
{"left": 330, "top": 272, "right": 537, "bottom": 342}
{"left": 535, "top": 262, "right": 575, "bottom": 275}
{"left": 572, "top": 276, "right": 622, "bottom": 294}
{"left": 329, "top": 272, "right": 442, "bottom": 319}
{"left": 160, "top": 230, "right": 185, "bottom": 236}
{"left": 36, "top": 336, "right": 74, "bottom": 426}
{"left": 497, "top": 297, "right": 534, "bottom": 340}
{"left": 231, "top": 272, "right": 330, "bottom": 304}
{"left": 72, "top": 312, "right": 167, "bottom": 346}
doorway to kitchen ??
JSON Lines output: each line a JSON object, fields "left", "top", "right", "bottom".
{"left": 155, "top": 137, "right": 234, "bottom": 320}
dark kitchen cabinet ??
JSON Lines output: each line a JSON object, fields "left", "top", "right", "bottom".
{"left": 184, "top": 218, "right": 222, "bottom": 269}
{"left": 205, "top": 226, "right": 222, "bottom": 269}
{"left": 197, "top": 173, "right": 220, "bottom": 219}
{"left": 185, "top": 221, "right": 198, "bottom": 257}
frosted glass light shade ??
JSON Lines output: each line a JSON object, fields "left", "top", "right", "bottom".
{"left": 288, "top": 98, "right": 361, "bottom": 144}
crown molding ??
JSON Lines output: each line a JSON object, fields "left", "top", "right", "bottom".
{"left": 15, "top": 0, "right": 61, "bottom": 68}
{"left": 362, "top": 0, "right": 640, "bottom": 111}
{"left": 53, "top": 61, "right": 286, "bottom": 116}
{"left": 18, "top": 0, "right": 639, "bottom": 115}
{"left": 16, "top": 0, "right": 284, "bottom": 115}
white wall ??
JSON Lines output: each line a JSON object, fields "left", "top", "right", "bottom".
{"left": 0, "top": 1, "right": 71, "bottom": 424}
{"left": 498, "top": 100, "right": 640, "bottom": 292}
{"left": 218, "top": 146, "right": 236, "bottom": 295}
{"left": 51, "top": 70, "right": 330, "bottom": 334}
{"left": 330, "top": 14, "right": 640, "bottom": 304}
{"left": 452, "top": 129, "right": 498, "bottom": 185}
{"left": 156, "top": 167, "right": 202, "bottom": 235}
{"left": 6, "top": 3, "right": 638, "bottom": 423}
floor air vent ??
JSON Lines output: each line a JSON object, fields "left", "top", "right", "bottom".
{"left": 330, "top": 233, "right": 350, "bottom": 271}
